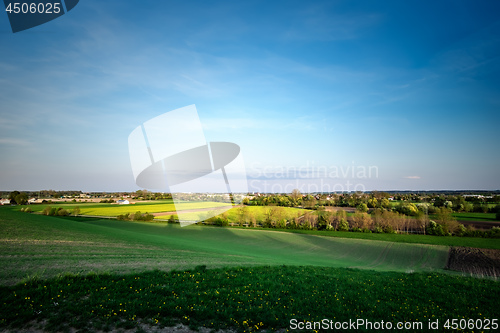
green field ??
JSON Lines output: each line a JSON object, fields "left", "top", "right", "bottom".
{"left": 1, "top": 266, "right": 498, "bottom": 332}
{"left": 17, "top": 200, "right": 232, "bottom": 217}
{"left": 452, "top": 212, "right": 498, "bottom": 222}
{"left": 156, "top": 205, "right": 308, "bottom": 222}
{"left": 1, "top": 206, "right": 499, "bottom": 332}
{"left": 0, "top": 207, "right": 452, "bottom": 285}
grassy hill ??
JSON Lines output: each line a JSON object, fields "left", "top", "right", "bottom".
{"left": 1, "top": 206, "right": 499, "bottom": 332}
{"left": 0, "top": 206, "right": 450, "bottom": 285}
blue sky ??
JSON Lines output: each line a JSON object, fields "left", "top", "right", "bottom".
{"left": 0, "top": 0, "right": 499, "bottom": 192}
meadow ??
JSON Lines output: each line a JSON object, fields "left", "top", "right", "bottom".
{"left": 0, "top": 207, "right": 451, "bottom": 285}
{"left": 1, "top": 266, "right": 499, "bottom": 332}
{"left": 156, "top": 205, "right": 307, "bottom": 223}
{"left": 452, "top": 212, "right": 498, "bottom": 222}
{"left": 20, "top": 200, "right": 231, "bottom": 216}
{"left": 1, "top": 206, "right": 499, "bottom": 332}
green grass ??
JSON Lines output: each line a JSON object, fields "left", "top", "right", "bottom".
{"left": 157, "top": 205, "right": 309, "bottom": 222}
{"left": 452, "top": 212, "right": 499, "bottom": 222}
{"left": 260, "top": 228, "right": 500, "bottom": 249}
{"left": 16, "top": 200, "right": 232, "bottom": 217}
{"left": 0, "top": 266, "right": 498, "bottom": 332}
{"left": 0, "top": 207, "right": 450, "bottom": 285}
{"left": 1, "top": 206, "right": 499, "bottom": 332}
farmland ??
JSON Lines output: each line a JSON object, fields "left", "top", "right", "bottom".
{"left": 452, "top": 212, "right": 498, "bottom": 222}
{"left": 16, "top": 200, "right": 231, "bottom": 217}
{"left": 1, "top": 206, "right": 499, "bottom": 332}
{"left": 0, "top": 207, "right": 450, "bottom": 285}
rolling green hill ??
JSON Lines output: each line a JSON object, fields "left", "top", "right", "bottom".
{"left": 1, "top": 207, "right": 448, "bottom": 285}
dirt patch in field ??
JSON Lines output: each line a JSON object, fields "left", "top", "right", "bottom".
{"left": 459, "top": 220, "right": 500, "bottom": 230}
{"left": 324, "top": 206, "right": 356, "bottom": 213}
{"left": 446, "top": 247, "right": 500, "bottom": 277}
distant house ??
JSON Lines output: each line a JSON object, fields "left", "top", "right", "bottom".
{"left": 0, "top": 199, "right": 11, "bottom": 205}
{"left": 117, "top": 200, "right": 130, "bottom": 205}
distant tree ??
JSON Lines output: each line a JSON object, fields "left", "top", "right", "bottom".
{"left": 367, "top": 198, "right": 378, "bottom": 208}
{"left": 380, "top": 198, "right": 390, "bottom": 209}
{"left": 237, "top": 206, "right": 247, "bottom": 224}
{"left": 303, "top": 196, "right": 317, "bottom": 209}
{"left": 496, "top": 211, "right": 500, "bottom": 221}
{"left": 356, "top": 203, "right": 368, "bottom": 213}
{"left": 435, "top": 207, "right": 459, "bottom": 235}
{"left": 247, "top": 210, "right": 257, "bottom": 227}
{"left": 338, "top": 218, "right": 349, "bottom": 231}
{"left": 396, "top": 202, "right": 419, "bottom": 216}
{"left": 72, "top": 207, "right": 81, "bottom": 216}
{"left": 57, "top": 209, "right": 69, "bottom": 216}
{"left": 8, "top": 191, "right": 28, "bottom": 205}
{"left": 415, "top": 212, "right": 429, "bottom": 234}
{"left": 291, "top": 189, "right": 302, "bottom": 201}
{"left": 427, "top": 220, "right": 445, "bottom": 236}
{"left": 351, "top": 212, "right": 372, "bottom": 230}
{"left": 8, "top": 191, "right": 20, "bottom": 203}
{"left": 317, "top": 210, "right": 332, "bottom": 230}
{"left": 15, "top": 192, "right": 28, "bottom": 205}
{"left": 463, "top": 202, "right": 474, "bottom": 212}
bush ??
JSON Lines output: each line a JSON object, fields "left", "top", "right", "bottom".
{"left": 133, "top": 211, "right": 154, "bottom": 221}
{"left": 117, "top": 213, "right": 130, "bottom": 221}
{"left": 338, "top": 218, "right": 349, "bottom": 231}
{"left": 212, "top": 216, "right": 228, "bottom": 226}
{"left": 356, "top": 203, "right": 368, "bottom": 213}
{"left": 276, "top": 219, "right": 286, "bottom": 229}
{"left": 427, "top": 220, "right": 445, "bottom": 236}
{"left": 57, "top": 209, "right": 69, "bottom": 216}
{"left": 435, "top": 207, "right": 459, "bottom": 234}
{"left": 488, "top": 227, "right": 500, "bottom": 238}
{"left": 396, "top": 202, "right": 419, "bottom": 216}
{"left": 116, "top": 211, "right": 154, "bottom": 221}
{"left": 42, "top": 206, "right": 52, "bottom": 215}
{"left": 455, "top": 224, "right": 467, "bottom": 237}
{"left": 383, "top": 225, "right": 396, "bottom": 234}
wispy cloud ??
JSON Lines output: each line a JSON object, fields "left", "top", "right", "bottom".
{"left": 0, "top": 138, "right": 31, "bottom": 146}
{"left": 202, "top": 116, "right": 316, "bottom": 132}
{"left": 404, "top": 176, "right": 421, "bottom": 179}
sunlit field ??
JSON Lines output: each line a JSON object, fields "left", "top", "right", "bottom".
{"left": 16, "top": 200, "right": 232, "bottom": 217}
{"left": 1, "top": 206, "right": 498, "bottom": 332}
{"left": 0, "top": 207, "right": 450, "bottom": 285}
